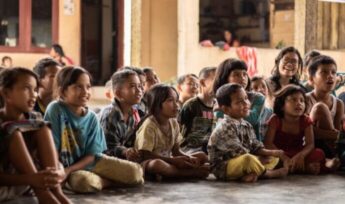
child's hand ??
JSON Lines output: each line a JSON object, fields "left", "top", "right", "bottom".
{"left": 290, "top": 154, "right": 305, "bottom": 173}
{"left": 271, "top": 150, "right": 285, "bottom": 158}
{"left": 45, "top": 166, "right": 66, "bottom": 184}
{"left": 172, "top": 156, "right": 195, "bottom": 169}
{"left": 29, "top": 169, "right": 63, "bottom": 189}
{"left": 125, "top": 148, "right": 141, "bottom": 162}
{"left": 188, "top": 156, "right": 201, "bottom": 166}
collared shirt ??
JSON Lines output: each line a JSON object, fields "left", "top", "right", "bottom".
{"left": 98, "top": 99, "right": 140, "bottom": 158}
{"left": 208, "top": 114, "right": 263, "bottom": 180}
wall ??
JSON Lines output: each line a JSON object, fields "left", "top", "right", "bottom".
{"left": 0, "top": 0, "right": 81, "bottom": 69}
{"left": 140, "top": 0, "right": 178, "bottom": 82}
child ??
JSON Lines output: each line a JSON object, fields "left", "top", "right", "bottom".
{"left": 306, "top": 55, "right": 343, "bottom": 169}
{"left": 0, "top": 67, "right": 70, "bottom": 203}
{"left": 176, "top": 74, "right": 199, "bottom": 107}
{"left": 208, "top": 83, "right": 288, "bottom": 182}
{"left": 33, "top": 58, "right": 61, "bottom": 115}
{"left": 265, "top": 85, "right": 326, "bottom": 174}
{"left": 302, "top": 50, "right": 321, "bottom": 86}
{"left": 251, "top": 75, "right": 268, "bottom": 96}
{"left": 213, "top": 58, "right": 267, "bottom": 141}
{"left": 135, "top": 84, "right": 209, "bottom": 180}
{"left": 143, "top": 68, "right": 160, "bottom": 93}
{"left": 44, "top": 66, "right": 144, "bottom": 193}
{"left": 266, "top": 46, "right": 305, "bottom": 108}
{"left": 178, "top": 67, "right": 216, "bottom": 153}
{"left": 99, "top": 70, "right": 143, "bottom": 161}
{"left": 1, "top": 56, "right": 12, "bottom": 68}
{"left": 49, "top": 44, "right": 74, "bottom": 66}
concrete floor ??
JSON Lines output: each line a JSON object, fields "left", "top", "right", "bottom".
{"left": 3, "top": 174, "right": 345, "bottom": 204}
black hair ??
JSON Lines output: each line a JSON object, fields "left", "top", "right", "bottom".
{"left": 146, "top": 84, "right": 179, "bottom": 117}
{"left": 55, "top": 66, "right": 92, "bottom": 97}
{"left": 177, "top": 74, "right": 198, "bottom": 85}
{"left": 270, "top": 46, "right": 303, "bottom": 91}
{"left": 303, "top": 50, "right": 321, "bottom": 68}
{"left": 1, "top": 56, "right": 12, "bottom": 64}
{"left": 198, "top": 66, "right": 216, "bottom": 79}
{"left": 213, "top": 58, "right": 248, "bottom": 94}
{"left": 308, "top": 55, "right": 337, "bottom": 77}
{"left": 123, "top": 66, "right": 145, "bottom": 76}
{"left": 111, "top": 69, "right": 138, "bottom": 90}
{"left": 216, "top": 83, "right": 243, "bottom": 107}
{"left": 52, "top": 44, "right": 65, "bottom": 57}
{"left": 0, "top": 67, "right": 39, "bottom": 108}
{"left": 273, "top": 84, "right": 307, "bottom": 118}
{"left": 33, "top": 57, "right": 60, "bottom": 79}
{"left": 143, "top": 67, "right": 154, "bottom": 74}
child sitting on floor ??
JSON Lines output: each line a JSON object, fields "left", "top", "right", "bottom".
{"left": 135, "top": 84, "right": 209, "bottom": 180}
{"left": 265, "top": 85, "right": 326, "bottom": 174}
{"left": 44, "top": 66, "right": 143, "bottom": 193}
{"left": 176, "top": 74, "right": 199, "bottom": 107}
{"left": 208, "top": 83, "right": 288, "bottom": 182}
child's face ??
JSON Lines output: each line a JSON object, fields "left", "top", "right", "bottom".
{"left": 310, "top": 64, "right": 337, "bottom": 92}
{"left": 251, "top": 79, "right": 267, "bottom": 96}
{"left": 115, "top": 74, "right": 143, "bottom": 105}
{"left": 40, "top": 65, "right": 60, "bottom": 95}
{"left": 278, "top": 52, "right": 299, "bottom": 78}
{"left": 138, "top": 74, "right": 146, "bottom": 93}
{"left": 161, "top": 89, "right": 179, "bottom": 118}
{"left": 223, "top": 88, "right": 250, "bottom": 119}
{"left": 3, "top": 59, "right": 12, "bottom": 68}
{"left": 5, "top": 75, "right": 38, "bottom": 113}
{"left": 62, "top": 73, "right": 91, "bottom": 108}
{"left": 178, "top": 76, "right": 199, "bottom": 100}
{"left": 227, "top": 69, "right": 248, "bottom": 89}
{"left": 201, "top": 72, "right": 215, "bottom": 96}
{"left": 144, "top": 71, "right": 159, "bottom": 92}
{"left": 283, "top": 92, "right": 305, "bottom": 117}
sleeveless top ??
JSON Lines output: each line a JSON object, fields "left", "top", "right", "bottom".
{"left": 268, "top": 114, "right": 313, "bottom": 157}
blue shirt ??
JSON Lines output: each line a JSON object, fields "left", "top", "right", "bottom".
{"left": 44, "top": 100, "right": 107, "bottom": 170}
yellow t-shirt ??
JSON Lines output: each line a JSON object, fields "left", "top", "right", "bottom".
{"left": 135, "top": 116, "right": 182, "bottom": 157}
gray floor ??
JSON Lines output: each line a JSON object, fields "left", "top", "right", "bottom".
{"left": 4, "top": 174, "right": 345, "bottom": 204}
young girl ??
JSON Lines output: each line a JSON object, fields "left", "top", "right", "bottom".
{"left": 0, "top": 67, "right": 70, "bottom": 203}
{"left": 44, "top": 66, "right": 144, "bottom": 193}
{"left": 213, "top": 58, "right": 267, "bottom": 141}
{"left": 266, "top": 46, "right": 306, "bottom": 108}
{"left": 251, "top": 75, "right": 268, "bottom": 96}
{"left": 135, "top": 84, "right": 209, "bottom": 180}
{"left": 264, "top": 85, "right": 326, "bottom": 174}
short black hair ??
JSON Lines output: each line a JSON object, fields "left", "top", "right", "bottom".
{"left": 0, "top": 67, "right": 39, "bottom": 90}
{"left": 177, "top": 74, "right": 198, "bottom": 85}
{"left": 111, "top": 69, "right": 138, "bottom": 90}
{"left": 308, "top": 55, "right": 337, "bottom": 77}
{"left": 213, "top": 58, "right": 247, "bottom": 94}
{"left": 123, "top": 66, "right": 145, "bottom": 76}
{"left": 216, "top": 83, "right": 243, "bottom": 107}
{"left": 1, "top": 56, "right": 11, "bottom": 64}
{"left": 33, "top": 57, "right": 60, "bottom": 78}
{"left": 52, "top": 44, "right": 65, "bottom": 57}
{"left": 303, "top": 50, "right": 321, "bottom": 68}
{"left": 273, "top": 84, "right": 307, "bottom": 118}
{"left": 198, "top": 66, "right": 216, "bottom": 79}
{"left": 143, "top": 67, "right": 154, "bottom": 74}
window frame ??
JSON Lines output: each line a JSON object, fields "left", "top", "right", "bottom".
{"left": 0, "top": 0, "right": 59, "bottom": 53}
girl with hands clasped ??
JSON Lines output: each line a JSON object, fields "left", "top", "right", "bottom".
{"left": 0, "top": 68, "right": 70, "bottom": 203}
{"left": 264, "top": 85, "right": 326, "bottom": 174}
{"left": 135, "top": 84, "right": 209, "bottom": 180}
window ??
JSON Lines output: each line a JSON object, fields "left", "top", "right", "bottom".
{"left": 0, "top": 0, "right": 58, "bottom": 52}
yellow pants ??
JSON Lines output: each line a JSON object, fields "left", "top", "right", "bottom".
{"left": 66, "top": 154, "right": 144, "bottom": 193}
{"left": 226, "top": 153, "right": 279, "bottom": 180}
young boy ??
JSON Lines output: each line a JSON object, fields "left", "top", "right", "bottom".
{"left": 32, "top": 57, "right": 61, "bottom": 115}
{"left": 306, "top": 55, "right": 343, "bottom": 169}
{"left": 176, "top": 74, "right": 199, "bottom": 107}
{"left": 208, "top": 83, "right": 288, "bottom": 182}
{"left": 178, "top": 67, "right": 216, "bottom": 154}
{"left": 99, "top": 70, "right": 143, "bottom": 162}
{"left": 143, "top": 67, "right": 160, "bottom": 93}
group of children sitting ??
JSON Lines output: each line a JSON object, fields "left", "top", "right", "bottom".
{"left": 1, "top": 46, "right": 345, "bottom": 203}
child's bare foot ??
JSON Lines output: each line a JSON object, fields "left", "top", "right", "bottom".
{"left": 196, "top": 165, "right": 210, "bottom": 178}
{"left": 325, "top": 158, "right": 340, "bottom": 172}
{"left": 241, "top": 173, "right": 258, "bottom": 183}
{"left": 51, "top": 187, "right": 72, "bottom": 204}
{"left": 305, "top": 162, "right": 321, "bottom": 175}
{"left": 35, "top": 189, "right": 60, "bottom": 204}
{"left": 264, "top": 167, "right": 288, "bottom": 179}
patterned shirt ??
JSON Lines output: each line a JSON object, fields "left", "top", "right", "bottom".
{"left": 98, "top": 99, "right": 140, "bottom": 159}
{"left": 208, "top": 115, "right": 264, "bottom": 180}
{"left": 178, "top": 96, "right": 214, "bottom": 153}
